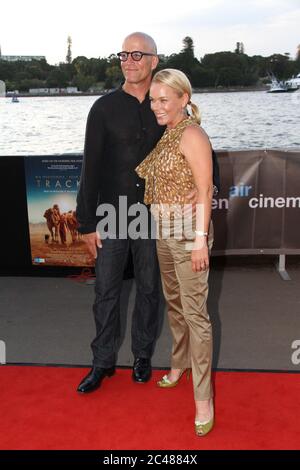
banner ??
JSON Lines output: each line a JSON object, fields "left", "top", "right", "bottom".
{"left": 212, "top": 149, "right": 300, "bottom": 255}
{"left": 24, "top": 156, "right": 93, "bottom": 267}
{"left": 23, "top": 150, "right": 300, "bottom": 266}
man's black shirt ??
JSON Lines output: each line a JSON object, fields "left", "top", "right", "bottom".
{"left": 76, "top": 88, "right": 164, "bottom": 234}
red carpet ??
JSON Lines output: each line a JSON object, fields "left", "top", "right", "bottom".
{"left": 0, "top": 366, "right": 299, "bottom": 450}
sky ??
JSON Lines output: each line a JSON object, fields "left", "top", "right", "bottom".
{"left": 1, "top": 0, "right": 299, "bottom": 64}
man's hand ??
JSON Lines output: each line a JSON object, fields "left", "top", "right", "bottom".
{"left": 82, "top": 232, "right": 102, "bottom": 258}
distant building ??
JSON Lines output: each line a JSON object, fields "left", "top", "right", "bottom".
{"left": 29, "top": 87, "right": 79, "bottom": 95}
{"left": 29, "top": 88, "right": 49, "bottom": 94}
{"left": 65, "top": 87, "right": 79, "bottom": 94}
{"left": 0, "top": 46, "right": 45, "bottom": 62}
{"left": 0, "top": 55, "right": 46, "bottom": 62}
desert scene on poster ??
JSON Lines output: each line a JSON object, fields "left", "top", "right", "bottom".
{"left": 25, "top": 156, "right": 93, "bottom": 267}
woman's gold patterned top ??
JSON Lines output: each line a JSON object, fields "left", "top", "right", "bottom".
{"left": 135, "top": 117, "right": 198, "bottom": 219}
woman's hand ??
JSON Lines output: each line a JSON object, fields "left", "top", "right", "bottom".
{"left": 191, "top": 237, "right": 209, "bottom": 272}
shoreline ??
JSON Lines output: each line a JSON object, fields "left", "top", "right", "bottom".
{"left": 5, "top": 86, "right": 268, "bottom": 98}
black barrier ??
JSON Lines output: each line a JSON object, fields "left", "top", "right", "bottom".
{"left": 0, "top": 150, "right": 299, "bottom": 275}
{"left": 0, "top": 156, "right": 32, "bottom": 271}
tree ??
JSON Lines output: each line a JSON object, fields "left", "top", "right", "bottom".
{"left": 89, "top": 58, "right": 107, "bottom": 82}
{"left": 217, "top": 67, "right": 244, "bottom": 86}
{"left": 46, "top": 69, "right": 69, "bottom": 88}
{"left": 1, "top": 38, "right": 299, "bottom": 92}
{"left": 182, "top": 36, "right": 194, "bottom": 57}
{"left": 58, "top": 61, "right": 76, "bottom": 81}
{"left": 73, "top": 56, "right": 91, "bottom": 76}
{"left": 190, "top": 64, "right": 216, "bottom": 88}
{"left": 202, "top": 51, "right": 257, "bottom": 87}
{"left": 235, "top": 42, "right": 245, "bottom": 54}
{"left": 161, "top": 36, "right": 200, "bottom": 80}
{"left": 18, "top": 79, "right": 47, "bottom": 92}
{"left": 268, "top": 53, "right": 291, "bottom": 79}
{"left": 0, "top": 60, "right": 15, "bottom": 80}
{"left": 104, "top": 65, "right": 122, "bottom": 88}
{"left": 296, "top": 45, "right": 300, "bottom": 62}
{"left": 72, "top": 74, "right": 94, "bottom": 92}
{"left": 66, "top": 36, "right": 72, "bottom": 64}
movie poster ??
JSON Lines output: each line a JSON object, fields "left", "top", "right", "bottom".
{"left": 24, "top": 155, "right": 93, "bottom": 267}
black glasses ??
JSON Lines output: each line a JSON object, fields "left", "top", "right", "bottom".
{"left": 117, "top": 51, "right": 156, "bottom": 62}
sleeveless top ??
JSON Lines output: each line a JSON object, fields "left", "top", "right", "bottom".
{"left": 135, "top": 117, "right": 198, "bottom": 219}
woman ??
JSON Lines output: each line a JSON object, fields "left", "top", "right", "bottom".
{"left": 136, "top": 69, "right": 215, "bottom": 436}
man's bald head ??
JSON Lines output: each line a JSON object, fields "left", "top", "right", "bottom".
{"left": 122, "top": 32, "right": 157, "bottom": 54}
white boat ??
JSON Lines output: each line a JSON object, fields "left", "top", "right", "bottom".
{"left": 285, "top": 73, "right": 300, "bottom": 90}
{"left": 267, "top": 76, "right": 298, "bottom": 93}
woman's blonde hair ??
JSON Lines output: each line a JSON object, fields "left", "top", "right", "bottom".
{"left": 151, "top": 68, "right": 201, "bottom": 124}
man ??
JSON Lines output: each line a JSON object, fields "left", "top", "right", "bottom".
{"left": 76, "top": 32, "right": 164, "bottom": 393}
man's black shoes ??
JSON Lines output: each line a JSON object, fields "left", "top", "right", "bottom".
{"left": 77, "top": 366, "right": 115, "bottom": 393}
{"left": 132, "top": 357, "right": 152, "bottom": 383}
{"left": 77, "top": 359, "right": 151, "bottom": 391}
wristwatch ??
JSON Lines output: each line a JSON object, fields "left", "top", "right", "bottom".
{"left": 195, "top": 230, "right": 208, "bottom": 237}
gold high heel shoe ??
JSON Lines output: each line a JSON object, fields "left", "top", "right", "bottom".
{"left": 157, "top": 368, "right": 191, "bottom": 388}
{"left": 195, "top": 399, "right": 214, "bottom": 437}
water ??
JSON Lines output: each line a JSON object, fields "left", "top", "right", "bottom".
{"left": 0, "top": 91, "right": 300, "bottom": 155}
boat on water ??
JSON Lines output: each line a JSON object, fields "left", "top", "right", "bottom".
{"left": 267, "top": 75, "right": 299, "bottom": 93}
{"left": 285, "top": 73, "right": 300, "bottom": 90}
